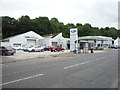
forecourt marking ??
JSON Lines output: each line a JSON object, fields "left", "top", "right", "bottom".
{"left": 1, "top": 73, "right": 43, "bottom": 86}
{"left": 64, "top": 61, "right": 90, "bottom": 69}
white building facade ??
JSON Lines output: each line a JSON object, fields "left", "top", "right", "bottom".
{"left": 78, "top": 36, "right": 114, "bottom": 50}
{"left": 38, "top": 33, "right": 68, "bottom": 49}
{"left": 95, "top": 36, "right": 113, "bottom": 49}
{"left": 114, "top": 37, "right": 120, "bottom": 46}
{"left": 1, "top": 31, "right": 43, "bottom": 47}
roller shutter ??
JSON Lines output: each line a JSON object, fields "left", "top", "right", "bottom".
{"left": 27, "top": 39, "right": 36, "bottom": 46}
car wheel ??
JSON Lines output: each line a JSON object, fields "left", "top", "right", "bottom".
{"left": 11, "top": 53, "right": 14, "bottom": 55}
{"left": 41, "top": 49, "right": 44, "bottom": 52}
{"left": 62, "top": 50, "right": 65, "bottom": 52}
{"left": 32, "top": 49, "right": 35, "bottom": 52}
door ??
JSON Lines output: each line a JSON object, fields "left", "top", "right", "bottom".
{"left": 27, "top": 39, "right": 36, "bottom": 46}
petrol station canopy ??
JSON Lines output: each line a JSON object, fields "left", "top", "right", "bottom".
{"left": 78, "top": 36, "right": 114, "bottom": 41}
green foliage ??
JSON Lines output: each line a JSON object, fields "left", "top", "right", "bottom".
{"left": 78, "top": 23, "right": 93, "bottom": 36}
{"left": 16, "top": 15, "right": 32, "bottom": 34}
{"left": 33, "top": 17, "right": 51, "bottom": 35}
{"left": 2, "top": 15, "right": 119, "bottom": 39}
{"left": 2, "top": 16, "right": 17, "bottom": 38}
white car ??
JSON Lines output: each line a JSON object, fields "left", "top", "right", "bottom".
{"left": 28, "top": 46, "right": 44, "bottom": 52}
{"left": 13, "top": 46, "right": 23, "bottom": 50}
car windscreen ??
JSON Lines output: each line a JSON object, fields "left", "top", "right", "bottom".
{"left": 29, "top": 46, "right": 34, "bottom": 48}
{"left": 4, "top": 46, "right": 13, "bottom": 49}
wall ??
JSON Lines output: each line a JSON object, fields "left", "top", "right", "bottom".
{"left": 1, "top": 31, "right": 44, "bottom": 47}
{"left": 10, "top": 35, "right": 27, "bottom": 47}
{"left": 114, "top": 37, "right": 120, "bottom": 46}
{"left": 38, "top": 37, "right": 52, "bottom": 46}
{"left": 52, "top": 33, "right": 67, "bottom": 49}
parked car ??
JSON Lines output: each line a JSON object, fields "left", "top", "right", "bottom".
{"left": 108, "top": 46, "right": 118, "bottom": 49}
{"left": 0, "top": 46, "right": 16, "bottom": 56}
{"left": 13, "top": 46, "right": 23, "bottom": 50}
{"left": 44, "top": 46, "right": 50, "bottom": 51}
{"left": 28, "top": 45, "right": 44, "bottom": 52}
{"left": 114, "top": 46, "right": 120, "bottom": 49}
{"left": 117, "top": 46, "right": 120, "bottom": 49}
{"left": 23, "top": 45, "right": 34, "bottom": 51}
{"left": 50, "top": 46, "right": 65, "bottom": 52}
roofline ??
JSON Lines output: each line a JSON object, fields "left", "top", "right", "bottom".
{"left": 78, "top": 36, "right": 114, "bottom": 41}
{"left": 2, "top": 31, "right": 42, "bottom": 40}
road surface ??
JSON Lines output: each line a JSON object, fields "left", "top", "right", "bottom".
{"left": 2, "top": 50, "right": 118, "bottom": 88}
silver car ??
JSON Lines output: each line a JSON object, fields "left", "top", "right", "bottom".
{"left": 28, "top": 45, "right": 44, "bottom": 52}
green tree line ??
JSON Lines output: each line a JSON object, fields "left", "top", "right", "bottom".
{"left": 2, "top": 15, "right": 119, "bottom": 39}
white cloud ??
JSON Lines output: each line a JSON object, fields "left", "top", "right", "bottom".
{"left": 0, "top": 0, "right": 118, "bottom": 28}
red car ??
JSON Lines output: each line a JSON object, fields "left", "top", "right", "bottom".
{"left": 50, "top": 46, "right": 65, "bottom": 52}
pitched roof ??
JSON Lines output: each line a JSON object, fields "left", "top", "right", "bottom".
{"left": 42, "top": 33, "right": 61, "bottom": 38}
{"left": 2, "top": 31, "right": 43, "bottom": 40}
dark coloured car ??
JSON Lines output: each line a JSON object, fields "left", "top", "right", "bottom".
{"left": 44, "top": 46, "right": 50, "bottom": 51}
{"left": 0, "top": 46, "right": 16, "bottom": 56}
{"left": 108, "top": 46, "right": 118, "bottom": 49}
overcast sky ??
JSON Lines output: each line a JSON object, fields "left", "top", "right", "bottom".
{"left": 0, "top": 0, "right": 119, "bottom": 28}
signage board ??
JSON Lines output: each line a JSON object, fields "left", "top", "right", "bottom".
{"left": 70, "top": 28, "right": 78, "bottom": 52}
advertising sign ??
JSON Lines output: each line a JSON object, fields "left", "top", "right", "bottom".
{"left": 70, "top": 28, "right": 78, "bottom": 52}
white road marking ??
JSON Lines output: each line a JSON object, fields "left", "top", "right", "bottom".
{"left": 1, "top": 73, "right": 43, "bottom": 86}
{"left": 64, "top": 64, "right": 79, "bottom": 69}
{"left": 64, "top": 61, "right": 90, "bottom": 69}
{"left": 80, "top": 61, "right": 90, "bottom": 65}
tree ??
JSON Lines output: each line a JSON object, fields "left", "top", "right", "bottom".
{"left": 92, "top": 27, "right": 100, "bottom": 36}
{"left": 2, "top": 16, "right": 17, "bottom": 39}
{"left": 78, "top": 23, "right": 93, "bottom": 36}
{"left": 33, "top": 17, "right": 51, "bottom": 35}
{"left": 51, "top": 18, "right": 59, "bottom": 22}
{"left": 76, "top": 23, "right": 82, "bottom": 27}
{"left": 16, "top": 15, "right": 32, "bottom": 34}
{"left": 2, "top": 15, "right": 119, "bottom": 39}
{"left": 50, "top": 18, "right": 60, "bottom": 34}
{"left": 106, "top": 28, "right": 118, "bottom": 39}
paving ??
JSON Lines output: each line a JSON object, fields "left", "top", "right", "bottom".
{"left": 1, "top": 50, "right": 69, "bottom": 64}
{"left": 1, "top": 49, "right": 111, "bottom": 64}
{"left": 2, "top": 49, "right": 118, "bottom": 88}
